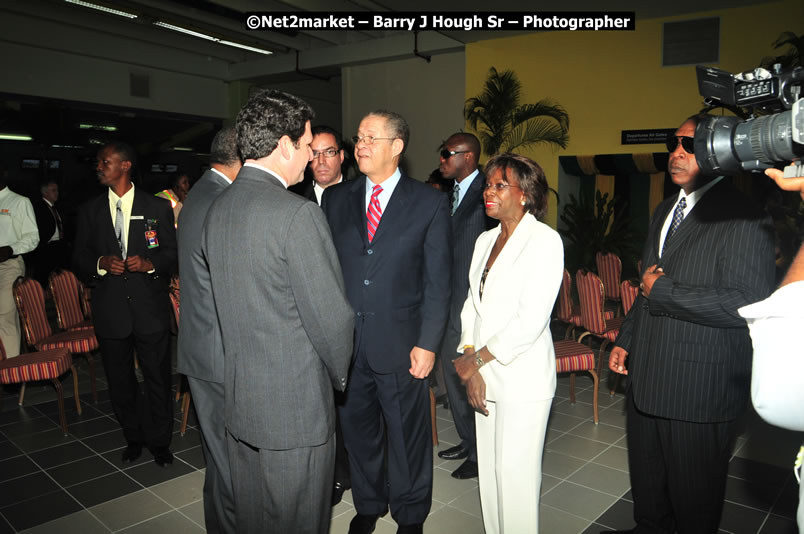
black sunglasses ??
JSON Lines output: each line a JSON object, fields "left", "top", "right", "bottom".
{"left": 666, "top": 136, "right": 694, "bottom": 154}
{"left": 440, "top": 149, "right": 469, "bottom": 159}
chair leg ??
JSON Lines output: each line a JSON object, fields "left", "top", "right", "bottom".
{"left": 85, "top": 353, "right": 98, "bottom": 403}
{"left": 180, "top": 391, "right": 191, "bottom": 436}
{"left": 429, "top": 387, "right": 438, "bottom": 446}
{"left": 52, "top": 378, "right": 68, "bottom": 435}
{"left": 588, "top": 369, "right": 599, "bottom": 424}
{"left": 18, "top": 383, "right": 26, "bottom": 406}
{"left": 70, "top": 364, "right": 82, "bottom": 415}
{"left": 569, "top": 372, "right": 576, "bottom": 404}
{"left": 610, "top": 374, "right": 622, "bottom": 397}
{"left": 597, "top": 340, "right": 612, "bottom": 376}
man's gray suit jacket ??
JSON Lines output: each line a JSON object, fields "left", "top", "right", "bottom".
{"left": 177, "top": 169, "right": 228, "bottom": 382}
{"left": 202, "top": 165, "right": 354, "bottom": 450}
{"left": 615, "top": 179, "right": 775, "bottom": 423}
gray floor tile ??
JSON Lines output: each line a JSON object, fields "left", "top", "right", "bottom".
{"left": 47, "top": 454, "right": 117, "bottom": 487}
{"left": 28, "top": 440, "right": 95, "bottom": 469}
{"left": 89, "top": 489, "right": 173, "bottom": 532}
{"left": 546, "top": 411, "right": 588, "bottom": 432}
{"left": 538, "top": 503, "right": 593, "bottom": 534}
{"left": 592, "top": 446, "right": 630, "bottom": 472}
{"left": 176, "top": 500, "right": 206, "bottom": 530}
{"left": 149, "top": 471, "right": 205, "bottom": 508}
{"left": 594, "top": 498, "right": 635, "bottom": 530}
{"left": 541, "top": 450, "right": 587, "bottom": 479}
{"left": 568, "top": 463, "right": 631, "bottom": 497}
{"left": 18, "top": 510, "right": 110, "bottom": 534}
{"left": 116, "top": 510, "right": 204, "bottom": 533}
{"left": 447, "top": 487, "right": 482, "bottom": 518}
{"left": 7, "top": 427, "right": 74, "bottom": 453}
{"left": 424, "top": 506, "right": 485, "bottom": 534}
{"left": 124, "top": 457, "right": 195, "bottom": 487}
{"left": 545, "top": 434, "right": 610, "bottom": 461}
{"left": 567, "top": 422, "right": 626, "bottom": 445}
{"left": 432, "top": 466, "right": 478, "bottom": 505}
{"left": 0, "top": 489, "right": 82, "bottom": 531}
{"left": 0, "top": 456, "right": 39, "bottom": 482}
{"left": 540, "top": 481, "right": 618, "bottom": 521}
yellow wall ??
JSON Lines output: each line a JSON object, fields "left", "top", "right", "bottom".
{"left": 466, "top": 1, "right": 804, "bottom": 227}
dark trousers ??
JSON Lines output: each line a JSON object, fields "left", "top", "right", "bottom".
{"left": 340, "top": 350, "right": 432, "bottom": 525}
{"left": 334, "top": 390, "right": 351, "bottom": 487}
{"left": 99, "top": 329, "right": 173, "bottom": 449}
{"left": 187, "top": 377, "right": 236, "bottom": 534}
{"left": 626, "top": 391, "right": 736, "bottom": 534}
{"left": 228, "top": 432, "right": 334, "bottom": 534}
{"left": 440, "top": 348, "right": 477, "bottom": 461}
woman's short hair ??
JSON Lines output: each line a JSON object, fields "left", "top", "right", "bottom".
{"left": 484, "top": 152, "right": 549, "bottom": 219}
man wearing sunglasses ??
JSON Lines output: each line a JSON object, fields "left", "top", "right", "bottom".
{"left": 435, "top": 132, "right": 494, "bottom": 481}
{"left": 605, "top": 115, "right": 775, "bottom": 533}
{"left": 303, "top": 125, "right": 346, "bottom": 206}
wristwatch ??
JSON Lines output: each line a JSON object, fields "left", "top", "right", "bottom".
{"left": 475, "top": 354, "right": 485, "bottom": 368}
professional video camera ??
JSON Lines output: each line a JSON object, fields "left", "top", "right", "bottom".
{"left": 694, "top": 64, "right": 804, "bottom": 178}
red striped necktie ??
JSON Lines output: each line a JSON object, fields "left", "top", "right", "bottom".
{"left": 367, "top": 184, "right": 383, "bottom": 242}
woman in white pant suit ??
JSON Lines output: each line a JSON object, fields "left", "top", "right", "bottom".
{"left": 453, "top": 153, "right": 563, "bottom": 533}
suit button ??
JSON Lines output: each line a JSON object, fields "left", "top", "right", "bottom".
{"left": 367, "top": 249, "right": 373, "bottom": 255}
{"left": 127, "top": 296, "right": 131, "bottom": 301}
{"left": 363, "top": 279, "right": 370, "bottom": 286}
{"left": 123, "top": 275, "right": 128, "bottom": 281}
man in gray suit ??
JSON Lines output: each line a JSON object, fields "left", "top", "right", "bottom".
{"left": 606, "top": 115, "right": 775, "bottom": 533}
{"left": 177, "top": 127, "right": 241, "bottom": 533}
{"left": 202, "top": 90, "right": 355, "bottom": 534}
{"left": 436, "top": 132, "right": 493, "bottom": 480}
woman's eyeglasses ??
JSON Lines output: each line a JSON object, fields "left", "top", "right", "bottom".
{"left": 484, "top": 182, "right": 520, "bottom": 192}
{"left": 666, "top": 136, "right": 694, "bottom": 155}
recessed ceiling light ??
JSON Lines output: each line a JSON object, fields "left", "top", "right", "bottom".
{"left": 154, "top": 21, "right": 272, "bottom": 55}
{"left": 172, "top": 147, "right": 194, "bottom": 152}
{"left": 0, "top": 134, "right": 33, "bottom": 141}
{"left": 78, "top": 123, "right": 118, "bottom": 132}
{"left": 64, "top": 0, "right": 137, "bottom": 19}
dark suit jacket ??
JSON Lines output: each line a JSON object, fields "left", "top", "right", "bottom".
{"left": 176, "top": 169, "right": 228, "bottom": 383}
{"left": 440, "top": 171, "right": 494, "bottom": 358}
{"left": 73, "top": 188, "right": 177, "bottom": 339}
{"left": 202, "top": 165, "right": 354, "bottom": 450}
{"left": 33, "top": 198, "right": 58, "bottom": 245}
{"left": 615, "top": 179, "right": 775, "bottom": 423}
{"left": 322, "top": 173, "right": 452, "bottom": 374}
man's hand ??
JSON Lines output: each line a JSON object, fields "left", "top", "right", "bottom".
{"left": 0, "top": 246, "right": 13, "bottom": 263}
{"left": 409, "top": 346, "right": 435, "bottom": 379}
{"left": 464, "top": 373, "right": 489, "bottom": 416}
{"left": 766, "top": 166, "right": 804, "bottom": 201}
{"left": 609, "top": 346, "right": 629, "bottom": 375}
{"left": 99, "top": 255, "right": 126, "bottom": 275}
{"left": 641, "top": 264, "right": 665, "bottom": 298}
{"left": 125, "top": 255, "right": 154, "bottom": 273}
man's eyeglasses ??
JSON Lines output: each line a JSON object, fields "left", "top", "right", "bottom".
{"left": 440, "top": 149, "right": 469, "bottom": 160}
{"left": 312, "top": 148, "right": 339, "bottom": 159}
{"left": 666, "top": 136, "right": 694, "bottom": 155}
{"left": 484, "top": 182, "right": 520, "bottom": 192}
{"left": 351, "top": 135, "right": 396, "bottom": 145}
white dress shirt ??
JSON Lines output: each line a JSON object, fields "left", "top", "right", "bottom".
{"left": 456, "top": 169, "right": 480, "bottom": 208}
{"left": 97, "top": 185, "right": 135, "bottom": 275}
{"left": 659, "top": 176, "right": 723, "bottom": 257}
{"left": 0, "top": 187, "right": 39, "bottom": 255}
{"left": 364, "top": 168, "right": 401, "bottom": 212}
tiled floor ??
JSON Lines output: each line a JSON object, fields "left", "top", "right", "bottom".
{"left": 0, "top": 350, "right": 801, "bottom": 533}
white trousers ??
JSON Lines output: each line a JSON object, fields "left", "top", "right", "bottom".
{"left": 475, "top": 397, "right": 552, "bottom": 534}
{"left": 0, "top": 257, "right": 24, "bottom": 358}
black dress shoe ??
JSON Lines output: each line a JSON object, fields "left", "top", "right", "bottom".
{"left": 332, "top": 481, "right": 348, "bottom": 506}
{"left": 437, "top": 444, "right": 468, "bottom": 460}
{"left": 397, "top": 523, "right": 423, "bottom": 534}
{"left": 348, "top": 514, "right": 379, "bottom": 534}
{"left": 152, "top": 447, "right": 174, "bottom": 467}
{"left": 599, "top": 530, "right": 634, "bottom": 533}
{"left": 451, "top": 459, "right": 478, "bottom": 479}
{"left": 121, "top": 442, "right": 142, "bottom": 463}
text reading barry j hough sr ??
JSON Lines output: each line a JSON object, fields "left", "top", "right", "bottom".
{"left": 245, "top": 12, "right": 636, "bottom": 32}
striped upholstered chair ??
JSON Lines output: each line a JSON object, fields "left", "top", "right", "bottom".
{"left": 620, "top": 279, "right": 640, "bottom": 316}
{"left": 0, "top": 339, "right": 79, "bottom": 434}
{"left": 575, "top": 270, "right": 625, "bottom": 376}
{"left": 554, "top": 340, "right": 599, "bottom": 424}
{"left": 168, "top": 282, "right": 193, "bottom": 436}
{"left": 554, "top": 269, "right": 583, "bottom": 339}
{"left": 595, "top": 251, "right": 623, "bottom": 306}
{"left": 49, "top": 270, "right": 94, "bottom": 332}
{"left": 13, "top": 277, "right": 98, "bottom": 403}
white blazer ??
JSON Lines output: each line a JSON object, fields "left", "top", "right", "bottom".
{"left": 458, "top": 214, "right": 563, "bottom": 403}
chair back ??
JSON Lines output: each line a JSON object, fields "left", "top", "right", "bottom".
{"left": 595, "top": 251, "right": 622, "bottom": 300}
{"left": 13, "top": 277, "right": 53, "bottom": 348}
{"left": 168, "top": 281, "right": 180, "bottom": 327}
{"left": 620, "top": 280, "right": 640, "bottom": 315}
{"left": 576, "top": 270, "right": 609, "bottom": 335}
{"left": 0, "top": 337, "right": 6, "bottom": 362}
{"left": 49, "top": 270, "right": 88, "bottom": 330}
{"left": 556, "top": 269, "right": 573, "bottom": 321}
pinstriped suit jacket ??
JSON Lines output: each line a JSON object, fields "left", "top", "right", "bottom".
{"left": 440, "top": 171, "right": 495, "bottom": 359}
{"left": 615, "top": 179, "right": 775, "bottom": 423}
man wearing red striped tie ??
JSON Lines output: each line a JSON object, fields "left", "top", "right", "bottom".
{"left": 322, "top": 110, "right": 452, "bottom": 534}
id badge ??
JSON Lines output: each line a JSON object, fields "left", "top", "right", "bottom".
{"left": 145, "top": 219, "right": 159, "bottom": 249}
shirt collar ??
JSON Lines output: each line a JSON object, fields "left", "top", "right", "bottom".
{"left": 365, "top": 167, "right": 401, "bottom": 194}
{"left": 210, "top": 167, "right": 232, "bottom": 184}
{"left": 108, "top": 184, "right": 135, "bottom": 203}
{"left": 458, "top": 169, "right": 479, "bottom": 195}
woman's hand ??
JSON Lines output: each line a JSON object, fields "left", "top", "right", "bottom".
{"left": 465, "top": 373, "right": 489, "bottom": 416}
{"left": 453, "top": 350, "right": 478, "bottom": 384}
